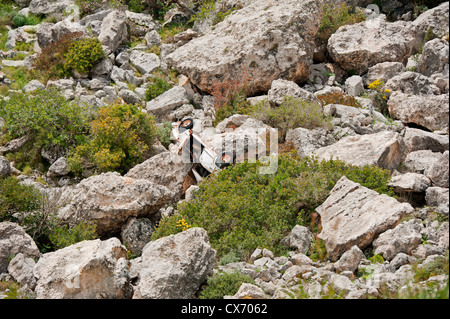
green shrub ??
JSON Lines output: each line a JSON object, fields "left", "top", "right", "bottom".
{"left": 49, "top": 221, "right": 98, "bottom": 250}
{"left": 64, "top": 37, "right": 104, "bottom": 75}
{"left": 317, "top": 3, "right": 365, "bottom": 42}
{"left": 145, "top": 77, "right": 173, "bottom": 101}
{"left": 12, "top": 14, "right": 27, "bottom": 28}
{"left": 156, "top": 121, "right": 173, "bottom": 148}
{"left": 369, "top": 254, "right": 385, "bottom": 264}
{"left": 152, "top": 154, "right": 395, "bottom": 260}
{"left": 68, "top": 101, "right": 157, "bottom": 176}
{"left": 0, "top": 177, "right": 41, "bottom": 222}
{"left": 0, "top": 89, "right": 92, "bottom": 170}
{"left": 251, "top": 97, "right": 333, "bottom": 141}
{"left": 32, "top": 32, "right": 84, "bottom": 82}
{"left": 199, "top": 271, "right": 256, "bottom": 299}
{"left": 128, "top": 0, "right": 146, "bottom": 13}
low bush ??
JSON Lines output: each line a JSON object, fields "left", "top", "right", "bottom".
{"left": 0, "top": 177, "right": 41, "bottom": 222}
{"left": 251, "top": 97, "right": 333, "bottom": 141}
{"left": 367, "top": 79, "right": 391, "bottom": 115}
{"left": 68, "top": 101, "right": 157, "bottom": 176}
{"left": 146, "top": 76, "right": 173, "bottom": 101}
{"left": 211, "top": 74, "right": 253, "bottom": 126}
{"left": 64, "top": 37, "right": 104, "bottom": 75}
{"left": 0, "top": 89, "right": 92, "bottom": 170}
{"left": 199, "top": 271, "right": 256, "bottom": 299}
{"left": 317, "top": 3, "right": 365, "bottom": 42}
{"left": 152, "top": 154, "right": 394, "bottom": 261}
{"left": 49, "top": 221, "right": 98, "bottom": 250}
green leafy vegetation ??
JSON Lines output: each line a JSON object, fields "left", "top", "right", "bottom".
{"left": 251, "top": 97, "right": 333, "bottom": 141}
{"left": 0, "top": 89, "right": 92, "bottom": 170}
{"left": 63, "top": 37, "right": 105, "bottom": 75}
{"left": 198, "top": 271, "right": 256, "bottom": 299}
{"left": 146, "top": 76, "right": 173, "bottom": 101}
{"left": 0, "top": 177, "right": 41, "bottom": 222}
{"left": 152, "top": 154, "right": 395, "bottom": 261}
{"left": 317, "top": 3, "right": 365, "bottom": 42}
{"left": 68, "top": 101, "right": 157, "bottom": 176}
{"left": 48, "top": 221, "right": 98, "bottom": 250}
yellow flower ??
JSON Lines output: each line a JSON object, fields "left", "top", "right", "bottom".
{"left": 383, "top": 96, "right": 387, "bottom": 99}
{"left": 384, "top": 89, "right": 391, "bottom": 93}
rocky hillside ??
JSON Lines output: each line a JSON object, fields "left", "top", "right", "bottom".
{"left": 0, "top": 0, "right": 448, "bottom": 300}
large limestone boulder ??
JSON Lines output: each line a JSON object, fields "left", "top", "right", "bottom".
{"left": 285, "top": 127, "right": 336, "bottom": 158}
{"left": 267, "top": 79, "right": 320, "bottom": 107}
{"left": 33, "top": 238, "right": 132, "bottom": 299}
{"left": 316, "top": 176, "right": 414, "bottom": 261}
{"left": 411, "top": 2, "right": 449, "bottom": 41}
{"left": 132, "top": 228, "right": 216, "bottom": 299}
{"left": 56, "top": 172, "right": 174, "bottom": 236}
{"left": 29, "top": 0, "right": 75, "bottom": 17}
{"left": 98, "top": 10, "right": 129, "bottom": 53}
{"left": 385, "top": 72, "right": 441, "bottom": 96}
{"left": 372, "top": 219, "right": 423, "bottom": 261}
{"left": 166, "top": 0, "right": 323, "bottom": 95}
{"left": 313, "top": 130, "right": 404, "bottom": 170}
{"left": 426, "top": 150, "right": 449, "bottom": 188}
{"left": 417, "top": 39, "right": 449, "bottom": 78}
{"left": 387, "top": 92, "right": 449, "bottom": 132}
{"left": 125, "top": 151, "right": 192, "bottom": 200}
{"left": 0, "top": 222, "right": 41, "bottom": 273}
{"left": 401, "top": 127, "right": 449, "bottom": 154}
{"left": 327, "top": 15, "right": 418, "bottom": 73}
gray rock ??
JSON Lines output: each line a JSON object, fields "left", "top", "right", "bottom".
{"left": 401, "top": 127, "right": 449, "bottom": 153}
{"left": 280, "top": 225, "right": 313, "bottom": 254}
{"left": 328, "top": 15, "right": 418, "bottom": 73}
{"left": 146, "top": 86, "right": 189, "bottom": 119}
{"left": 366, "top": 62, "right": 406, "bottom": 85}
{"left": 129, "top": 50, "right": 160, "bottom": 75}
{"left": 425, "top": 187, "right": 449, "bottom": 210}
{"left": 98, "top": 10, "right": 129, "bottom": 54}
{"left": 145, "top": 30, "right": 162, "bottom": 48}
{"left": 47, "top": 157, "right": 70, "bottom": 178}
{"left": 345, "top": 75, "right": 364, "bottom": 97}
{"left": 125, "top": 151, "right": 192, "bottom": 201}
{"left": 267, "top": 79, "right": 320, "bottom": 107}
{"left": 285, "top": 127, "right": 336, "bottom": 158}
{"left": 34, "top": 238, "right": 132, "bottom": 299}
{"left": 411, "top": 2, "right": 449, "bottom": 41}
{"left": 313, "top": 130, "right": 404, "bottom": 170}
{"left": 334, "top": 245, "right": 365, "bottom": 273}
{"left": 121, "top": 217, "right": 155, "bottom": 257}
{"left": 0, "top": 156, "right": 11, "bottom": 178}
{"left": 388, "top": 92, "right": 449, "bottom": 132}
{"left": 7, "top": 253, "right": 37, "bottom": 291}
{"left": 316, "top": 176, "right": 414, "bottom": 261}
{"left": 132, "top": 228, "right": 216, "bottom": 299}
{"left": 29, "top": 0, "right": 75, "bottom": 17}
{"left": 230, "top": 283, "right": 266, "bottom": 299}
{"left": 166, "top": 0, "right": 323, "bottom": 96}
{"left": 403, "top": 150, "right": 444, "bottom": 175}
{"left": 417, "top": 39, "right": 449, "bottom": 78}
{"left": 388, "top": 173, "right": 431, "bottom": 193}
{"left": 372, "top": 219, "right": 423, "bottom": 261}
{"left": 385, "top": 72, "right": 441, "bottom": 96}
{"left": 56, "top": 172, "right": 174, "bottom": 236}
{"left": 426, "top": 151, "right": 449, "bottom": 188}
{"left": 119, "top": 89, "right": 142, "bottom": 105}
{"left": 23, "top": 79, "right": 45, "bottom": 93}
{"left": 0, "top": 222, "right": 40, "bottom": 273}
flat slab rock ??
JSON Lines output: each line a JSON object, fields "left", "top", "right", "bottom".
{"left": 316, "top": 176, "right": 414, "bottom": 261}
{"left": 313, "top": 130, "right": 404, "bottom": 170}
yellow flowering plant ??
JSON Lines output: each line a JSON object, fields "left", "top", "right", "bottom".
{"left": 367, "top": 79, "right": 391, "bottom": 115}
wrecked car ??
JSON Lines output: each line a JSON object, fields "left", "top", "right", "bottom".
{"left": 170, "top": 118, "right": 234, "bottom": 182}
